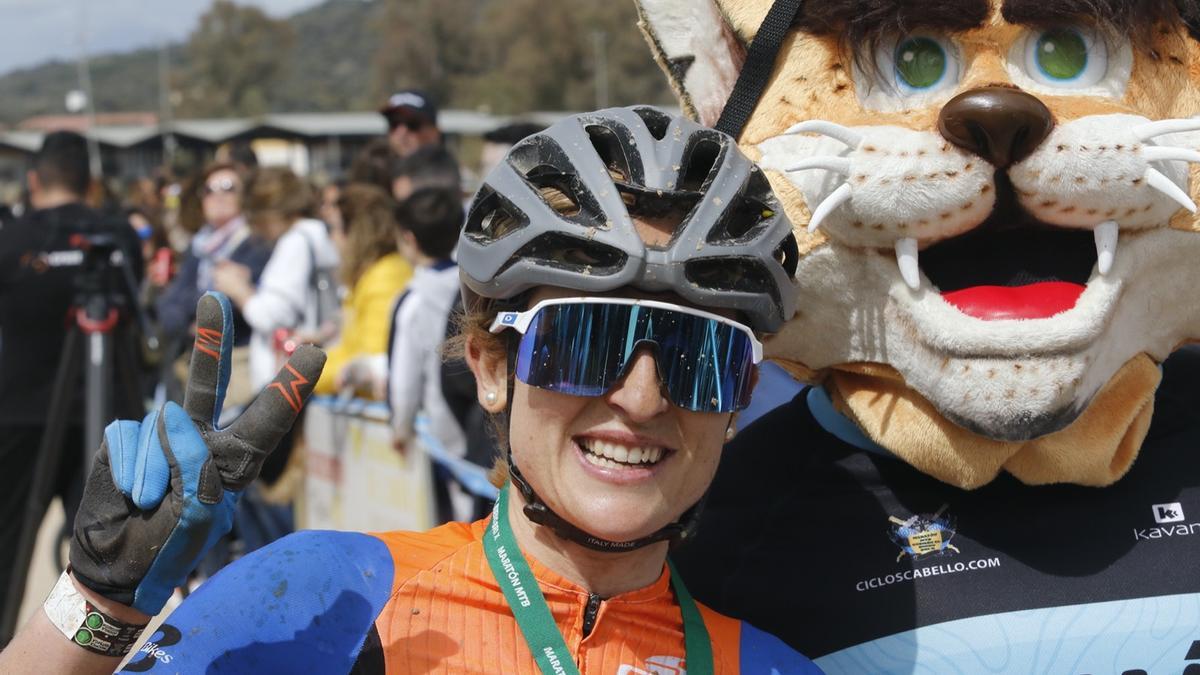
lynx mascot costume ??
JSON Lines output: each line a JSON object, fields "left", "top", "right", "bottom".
{"left": 635, "top": 0, "right": 1200, "bottom": 671}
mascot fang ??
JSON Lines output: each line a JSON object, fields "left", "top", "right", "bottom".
{"left": 640, "top": 0, "right": 1200, "bottom": 670}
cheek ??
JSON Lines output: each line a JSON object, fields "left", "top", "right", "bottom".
{"left": 507, "top": 383, "right": 589, "bottom": 467}
{"left": 677, "top": 413, "right": 730, "bottom": 478}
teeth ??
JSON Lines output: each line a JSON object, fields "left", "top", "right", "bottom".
{"left": 1094, "top": 221, "right": 1118, "bottom": 276}
{"left": 1131, "top": 118, "right": 1200, "bottom": 142}
{"left": 785, "top": 157, "right": 852, "bottom": 176}
{"left": 1144, "top": 167, "right": 1197, "bottom": 213}
{"left": 581, "top": 439, "right": 664, "bottom": 466}
{"left": 584, "top": 453, "right": 623, "bottom": 470}
{"left": 895, "top": 237, "right": 920, "bottom": 291}
{"left": 1142, "top": 146, "right": 1200, "bottom": 164}
{"left": 807, "top": 183, "right": 853, "bottom": 233}
{"left": 782, "top": 120, "right": 865, "bottom": 149}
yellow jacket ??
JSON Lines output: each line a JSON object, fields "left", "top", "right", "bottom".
{"left": 315, "top": 253, "right": 412, "bottom": 395}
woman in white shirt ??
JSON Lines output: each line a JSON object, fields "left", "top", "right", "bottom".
{"left": 214, "top": 167, "right": 341, "bottom": 391}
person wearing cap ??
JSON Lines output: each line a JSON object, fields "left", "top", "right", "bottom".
{"left": 379, "top": 89, "right": 442, "bottom": 158}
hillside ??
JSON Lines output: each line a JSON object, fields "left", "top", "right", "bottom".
{"left": 0, "top": 0, "right": 673, "bottom": 126}
{"left": 0, "top": 0, "right": 381, "bottom": 126}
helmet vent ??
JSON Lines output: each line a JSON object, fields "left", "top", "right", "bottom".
{"left": 775, "top": 234, "right": 800, "bottom": 278}
{"left": 465, "top": 186, "right": 526, "bottom": 242}
{"left": 525, "top": 166, "right": 584, "bottom": 218}
{"left": 585, "top": 124, "right": 633, "bottom": 183}
{"left": 706, "top": 171, "right": 774, "bottom": 243}
{"left": 501, "top": 232, "right": 627, "bottom": 275}
{"left": 633, "top": 107, "right": 672, "bottom": 140}
{"left": 685, "top": 258, "right": 779, "bottom": 305}
{"left": 678, "top": 139, "right": 721, "bottom": 192}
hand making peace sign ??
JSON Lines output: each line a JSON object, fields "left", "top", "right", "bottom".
{"left": 69, "top": 292, "right": 326, "bottom": 616}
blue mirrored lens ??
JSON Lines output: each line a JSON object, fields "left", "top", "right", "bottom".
{"left": 513, "top": 303, "right": 756, "bottom": 412}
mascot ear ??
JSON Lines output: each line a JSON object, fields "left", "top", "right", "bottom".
{"left": 635, "top": 0, "right": 747, "bottom": 127}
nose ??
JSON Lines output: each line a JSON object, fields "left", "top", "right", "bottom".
{"left": 938, "top": 87, "right": 1054, "bottom": 169}
{"left": 605, "top": 348, "right": 670, "bottom": 422}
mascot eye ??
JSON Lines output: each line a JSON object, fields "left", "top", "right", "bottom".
{"left": 855, "top": 33, "right": 962, "bottom": 111}
{"left": 894, "top": 37, "right": 950, "bottom": 91}
{"left": 1032, "top": 29, "right": 1095, "bottom": 81}
{"left": 1008, "top": 26, "right": 1132, "bottom": 96}
{"left": 888, "top": 35, "right": 960, "bottom": 95}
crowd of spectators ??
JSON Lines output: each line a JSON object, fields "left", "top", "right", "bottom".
{"left": 0, "top": 89, "right": 547, "bottom": 585}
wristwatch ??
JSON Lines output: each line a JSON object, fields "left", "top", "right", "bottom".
{"left": 43, "top": 570, "right": 149, "bottom": 657}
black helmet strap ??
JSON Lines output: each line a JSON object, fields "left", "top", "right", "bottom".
{"left": 714, "top": 0, "right": 806, "bottom": 139}
{"left": 507, "top": 450, "right": 706, "bottom": 553}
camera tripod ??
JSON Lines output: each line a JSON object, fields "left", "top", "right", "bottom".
{"left": 0, "top": 234, "right": 150, "bottom": 644}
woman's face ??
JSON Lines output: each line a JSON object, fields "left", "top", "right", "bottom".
{"left": 472, "top": 286, "right": 742, "bottom": 544}
{"left": 200, "top": 169, "right": 242, "bottom": 227}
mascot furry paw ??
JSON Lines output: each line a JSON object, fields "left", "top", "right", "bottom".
{"left": 643, "top": 1, "right": 1200, "bottom": 670}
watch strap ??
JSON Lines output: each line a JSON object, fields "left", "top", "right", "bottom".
{"left": 44, "top": 570, "right": 148, "bottom": 657}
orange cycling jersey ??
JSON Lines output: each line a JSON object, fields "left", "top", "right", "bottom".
{"left": 119, "top": 519, "right": 820, "bottom": 673}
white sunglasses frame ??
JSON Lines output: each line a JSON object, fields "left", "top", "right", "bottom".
{"left": 489, "top": 296, "right": 764, "bottom": 364}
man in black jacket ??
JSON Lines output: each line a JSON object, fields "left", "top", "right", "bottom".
{"left": 0, "top": 131, "right": 143, "bottom": 616}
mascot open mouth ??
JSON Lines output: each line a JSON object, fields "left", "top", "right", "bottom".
{"left": 922, "top": 175, "right": 1097, "bottom": 321}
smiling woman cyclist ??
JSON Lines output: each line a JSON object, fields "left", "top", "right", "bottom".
{"left": 0, "top": 107, "right": 819, "bottom": 674}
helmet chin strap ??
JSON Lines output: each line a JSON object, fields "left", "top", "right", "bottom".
{"left": 506, "top": 450, "right": 706, "bottom": 553}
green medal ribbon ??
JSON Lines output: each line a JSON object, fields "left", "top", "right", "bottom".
{"left": 482, "top": 483, "right": 713, "bottom": 675}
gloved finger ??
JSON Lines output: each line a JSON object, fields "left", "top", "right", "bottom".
{"left": 182, "top": 292, "right": 235, "bottom": 428}
{"left": 131, "top": 410, "right": 171, "bottom": 510}
{"left": 104, "top": 419, "right": 142, "bottom": 501}
{"left": 229, "top": 344, "right": 326, "bottom": 452}
{"left": 159, "top": 401, "right": 224, "bottom": 506}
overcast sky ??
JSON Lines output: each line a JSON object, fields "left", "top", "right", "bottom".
{"left": 0, "top": 0, "right": 326, "bottom": 76}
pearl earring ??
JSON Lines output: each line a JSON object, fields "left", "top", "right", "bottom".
{"left": 724, "top": 423, "right": 737, "bottom": 442}
{"left": 485, "top": 391, "right": 498, "bottom": 405}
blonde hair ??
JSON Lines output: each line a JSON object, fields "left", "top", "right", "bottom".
{"left": 336, "top": 183, "right": 400, "bottom": 287}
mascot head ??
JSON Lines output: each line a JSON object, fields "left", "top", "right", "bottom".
{"left": 637, "top": 1, "right": 1200, "bottom": 488}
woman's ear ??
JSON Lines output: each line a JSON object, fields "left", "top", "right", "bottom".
{"left": 465, "top": 334, "right": 508, "bottom": 412}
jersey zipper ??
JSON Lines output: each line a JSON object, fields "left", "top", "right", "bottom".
{"left": 581, "top": 593, "right": 602, "bottom": 638}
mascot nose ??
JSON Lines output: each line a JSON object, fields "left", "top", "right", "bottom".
{"left": 938, "top": 87, "right": 1054, "bottom": 169}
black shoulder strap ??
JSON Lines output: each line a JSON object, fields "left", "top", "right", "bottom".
{"left": 714, "top": 0, "right": 805, "bottom": 139}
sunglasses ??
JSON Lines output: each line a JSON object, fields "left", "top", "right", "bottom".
{"left": 200, "top": 177, "right": 239, "bottom": 197}
{"left": 490, "top": 297, "right": 762, "bottom": 413}
{"left": 388, "top": 116, "right": 430, "bottom": 132}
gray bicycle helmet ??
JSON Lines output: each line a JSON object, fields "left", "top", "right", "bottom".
{"left": 459, "top": 105, "right": 799, "bottom": 332}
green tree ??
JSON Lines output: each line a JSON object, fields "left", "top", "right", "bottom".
{"left": 371, "top": 0, "right": 673, "bottom": 114}
{"left": 181, "top": 0, "right": 294, "bottom": 117}
{"left": 372, "top": 0, "right": 487, "bottom": 108}
{"left": 472, "top": 0, "right": 674, "bottom": 112}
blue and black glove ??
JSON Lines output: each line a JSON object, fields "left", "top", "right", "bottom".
{"left": 69, "top": 292, "right": 326, "bottom": 616}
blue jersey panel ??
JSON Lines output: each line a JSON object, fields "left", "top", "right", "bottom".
{"left": 120, "top": 530, "right": 396, "bottom": 674}
{"left": 739, "top": 622, "right": 826, "bottom": 674}
{"left": 815, "top": 593, "right": 1200, "bottom": 675}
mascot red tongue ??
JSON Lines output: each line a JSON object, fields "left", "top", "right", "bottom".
{"left": 943, "top": 281, "right": 1084, "bottom": 319}
{"left": 635, "top": 0, "right": 1200, "bottom": 488}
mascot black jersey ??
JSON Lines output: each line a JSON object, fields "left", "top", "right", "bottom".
{"left": 675, "top": 348, "right": 1200, "bottom": 673}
